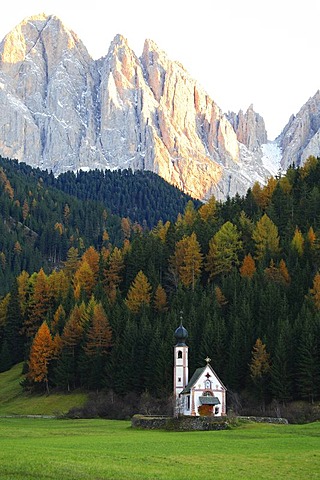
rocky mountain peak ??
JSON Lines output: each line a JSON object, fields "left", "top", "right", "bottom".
{"left": 0, "top": 14, "right": 279, "bottom": 201}
{"left": 227, "top": 105, "right": 268, "bottom": 151}
{"left": 278, "top": 89, "right": 320, "bottom": 170}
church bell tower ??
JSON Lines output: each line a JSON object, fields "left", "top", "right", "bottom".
{"left": 173, "top": 318, "right": 189, "bottom": 402}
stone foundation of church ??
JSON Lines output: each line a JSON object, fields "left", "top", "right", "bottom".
{"left": 131, "top": 414, "right": 229, "bottom": 431}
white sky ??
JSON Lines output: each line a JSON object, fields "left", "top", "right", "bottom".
{"left": 1, "top": 0, "right": 320, "bottom": 140}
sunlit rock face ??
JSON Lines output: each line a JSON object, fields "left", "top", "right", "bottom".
{"left": 227, "top": 105, "right": 268, "bottom": 151}
{"left": 0, "top": 14, "right": 102, "bottom": 173}
{"left": 0, "top": 14, "right": 275, "bottom": 200}
{"left": 278, "top": 90, "right": 320, "bottom": 170}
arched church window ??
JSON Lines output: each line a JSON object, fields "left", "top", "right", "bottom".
{"left": 177, "top": 350, "right": 183, "bottom": 359}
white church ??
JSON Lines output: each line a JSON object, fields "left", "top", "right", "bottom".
{"left": 173, "top": 322, "right": 227, "bottom": 417}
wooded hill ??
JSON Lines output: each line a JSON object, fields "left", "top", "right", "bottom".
{"left": 0, "top": 156, "right": 198, "bottom": 294}
{"left": 1, "top": 156, "right": 320, "bottom": 410}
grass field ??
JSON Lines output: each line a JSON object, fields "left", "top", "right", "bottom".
{"left": 0, "top": 417, "right": 319, "bottom": 479}
{"left": 0, "top": 363, "right": 87, "bottom": 415}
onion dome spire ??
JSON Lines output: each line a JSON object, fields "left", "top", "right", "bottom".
{"left": 174, "top": 311, "right": 188, "bottom": 346}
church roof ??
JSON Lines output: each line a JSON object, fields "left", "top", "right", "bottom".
{"left": 180, "top": 366, "right": 206, "bottom": 394}
{"left": 199, "top": 396, "right": 220, "bottom": 406}
{"left": 180, "top": 364, "right": 227, "bottom": 394}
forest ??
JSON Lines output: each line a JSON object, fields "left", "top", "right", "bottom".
{"left": 1, "top": 155, "right": 320, "bottom": 414}
{"left": 0, "top": 156, "right": 198, "bottom": 294}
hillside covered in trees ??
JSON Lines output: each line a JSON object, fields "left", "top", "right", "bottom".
{"left": 1, "top": 156, "right": 320, "bottom": 414}
{"left": 0, "top": 156, "right": 199, "bottom": 294}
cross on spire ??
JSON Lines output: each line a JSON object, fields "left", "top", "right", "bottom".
{"left": 205, "top": 356, "right": 211, "bottom": 364}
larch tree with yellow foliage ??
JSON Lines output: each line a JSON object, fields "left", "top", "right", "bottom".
{"left": 249, "top": 338, "right": 271, "bottom": 410}
{"left": 153, "top": 284, "right": 168, "bottom": 312}
{"left": 291, "top": 227, "right": 304, "bottom": 256}
{"left": 252, "top": 214, "right": 280, "bottom": 261}
{"left": 170, "top": 232, "right": 203, "bottom": 290}
{"left": 206, "top": 222, "right": 242, "bottom": 279}
{"left": 125, "top": 270, "right": 152, "bottom": 313}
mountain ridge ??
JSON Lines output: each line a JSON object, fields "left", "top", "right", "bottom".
{"left": 0, "top": 14, "right": 319, "bottom": 200}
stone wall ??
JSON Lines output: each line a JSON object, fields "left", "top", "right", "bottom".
{"left": 131, "top": 415, "right": 229, "bottom": 431}
{"left": 238, "top": 416, "right": 288, "bottom": 424}
{"left": 131, "top": 414, "right": 289, "bottom": 430}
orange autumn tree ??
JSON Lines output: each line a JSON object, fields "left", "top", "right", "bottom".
{"left": 199, "top": 195, "right": 217, "bottom": 223}
{"left": 239, "top": 253, "right": 256, "bottom": 279}
{"left": 125, "top": 270, "right": 152, "bottom": 313}
{"left": 153, "top": 284, "right": 168, "bottom": 312}
{"left": 84, "top": 303, "right": 112, "bottom": 357}
{"left": 27, "top": 322, "right": 56, "bottom": 393}
{"left": 17, "top": 270, "right": 30, "bottom": 316}
{"left": 103, "top": 247, "right": 124, "bottom": 303}
{"left": 62, "top": 304, "right": 86, "bottom": 351}
{"left": 264, "top": 259, "right": 291, "bottom": 286}
{"left": 249, "top": 338, "right": 271, "bottom": 411}
{"left": 73, "top": 260, "right": 96, "bottom": 300}
{"left": 48, "top": 270, "right": 69, "bottom": 304}
{"left": 82, "top": 246, "right": 100, "bottom": 280}
{"left": 214, "top": 286, "right": 228, "bottom": 307}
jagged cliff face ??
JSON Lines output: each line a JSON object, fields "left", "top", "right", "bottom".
{"left": 227, "top": 105, "right": 268, "bottom": 151}
{"left": 278, "top": 90, "right": 320, "bottom": 170}
{"left": 0, "top": 14, "right": 276, "bottom": 200}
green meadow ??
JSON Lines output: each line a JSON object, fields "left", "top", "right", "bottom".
{"left": 0, "top": 365, "right": 319, "bottom": 479}
{"left": 0, "top": 363, "right": 87, "bottom": 416}
{"left": 0, "top": 417, "right": 319, "bottom": 480}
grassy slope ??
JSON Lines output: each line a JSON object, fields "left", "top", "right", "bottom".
{"left": 0, "top": 363, "right": 87, "bottom": 415}
{"left": 0, "top": 418, "right": 319, "bottom": 479}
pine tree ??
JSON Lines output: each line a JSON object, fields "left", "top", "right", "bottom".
{"left": 51, "top": 305, "right": 66, "bottom": 334}
{"left": 23, "top": 268, "right": 51, "bottom": 340}
{"left": 296, "top": 311, "right": 320, "bottom": 403}
{"left": 63, "top": 247, "right": 80, "bottom": 279}
{"left": 4, "top": 280, "right": 24, "bottom": 364}
{"left": 125, "top": 271, "right": 152, "bottom": 313}
{"left": 249, "top": 338, "right": 271, "bottom": 410}
{"left": 270, "top": 320, "right": 293, "bottom": 404}
{"left": 103, "top": 247, "right": 124, "bottom": 303}
{"left": 0, "top": 340, "right": 12, "bottom": 373}
{"left": 309, "top": 272, "right": 320, "bottom": 310}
